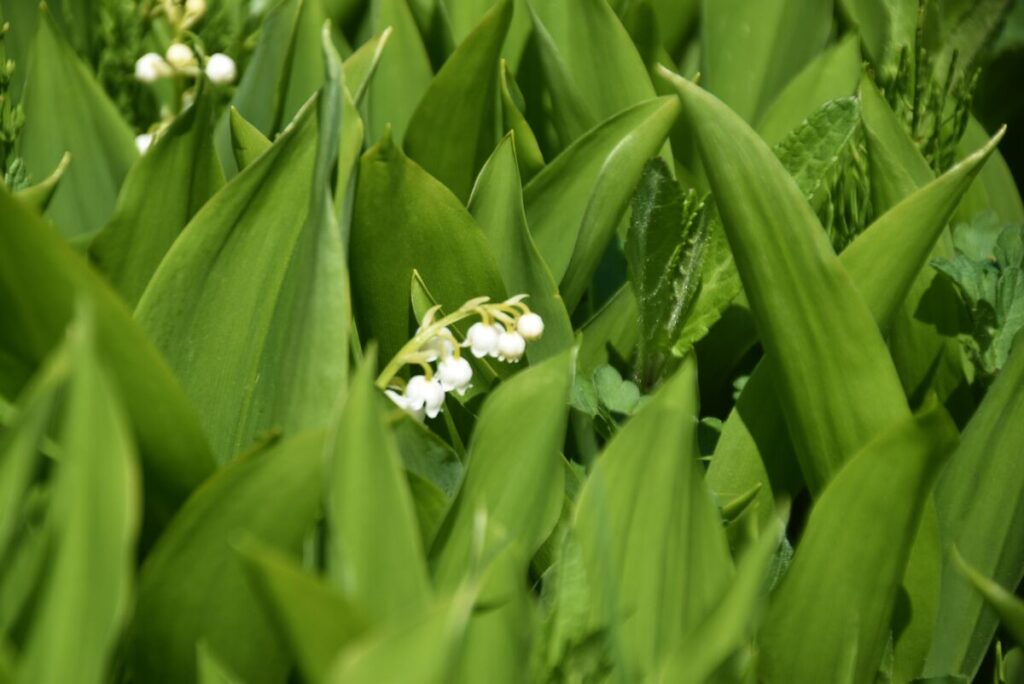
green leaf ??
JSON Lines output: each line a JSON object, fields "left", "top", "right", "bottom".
{"left": 19, "top": 7, "right": 136, "bottom": 238}
{"left": 430, "top": 349, "right": 573, "bottom": 586}
{"left": 136, "top": 97, "right": 348, "bottom": 463}
{"left": 838, "top": 0, "right": 917, "bottom": 76}
{"left": 758, "top": 402, "right": 958, "bottom": 683}
{"left": 955, "top": 117, "right": 1024, "bottom": 225}
{"left": 705, "top": 123, "right": 1000, "bottom": 518}
{"left": 524, "top": 96, "right": 679, "bottom": 310}
{"left": 325, "top": 585, "right": 479, "bottom": 684}
{"left": 925, "top": 333, "right": 1024, "bottom": 677}
{"left": 196, "top": 643, "right": 244, "bottom": 684}
{"left": 658, "top": 518, "right": 784, "bottom": 683}
{"left": 90, "top": 84, "right": 224, "bottom": 307}
{"left": 0, "top": 186, "right": 214, "bottom": 536}
{"left": 350, "top": 131, "right": 506, "bottom": 363}
{"left": 526, "top": 0, "right": 658, "bottom": 144}
{"left": 326, "top": 354, "right": 432, "bottom": 623}
{"left": 342, "top": 28, "right": 393, "bottom": 106}
{"left": 363, "top": 0, "right": 434, "bottom": 144}
{"left": 468, "top": 134, "right": 574, "bottom": 362}
{"left": 591, "top": 365, "right": 641, "bottom": 415}
{"left": 129, "top": 430, "right": 326, "bottom": 684}
{"left": 498, "top": 61, "right": 545, "bottom": 183}
{"left": 405, "top": 0, "right": 512, "bottom": 201}
{"left": 227, "top": 107, "right": 271, "bottom": 172}
{"left": 625, "top": 158, "right": 707, "bottom": 381}
{"left": 577, "top": 285, "right": 640, "bottom": 375}
{"left": 701, "top": 0, "right": 833, "bottom": 123}
{"left": 757, "top": 33, "right": 863, "bottom": 145}
{"left": 215, "top": 0, "right": 327, "bottom": 176}
{"left": 950, "top": 549, "right": 1024, "bottom": 648}
{"left": 237, "top": 538, "right": 369, "bottom": 684}
{"left": 665, "top": 69, "right": 910, "bottom": 492}
{"left": 573, "top": 356, "right": 732, "bottom": 676}
{"left": 15, "top": 305, "right": 140, "bottom": 684}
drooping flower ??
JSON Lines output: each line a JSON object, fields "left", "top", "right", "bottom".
{"left": 465, "top": 322, "right": 499, "bottom": 358}
{"left": 496, "top": 330, "right": 526, "bottom": 362}
{"left": 437, "top": 355, "right": 473, "bottom": 395}
{"left": 385, "top": 388, "right": 424, "bottom": 422}
{"left": 405, "top": 375, "right": 446, "bottom": 419}
{"left": 165, "top": 43, "right": 197, "bottom": 71}
{"left": 517, "top": 312, "right": 545, "bottom": 341}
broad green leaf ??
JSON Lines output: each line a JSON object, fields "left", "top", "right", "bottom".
{"left": 951, "top": 549, "right": 1024, "bottom": 648}
{"left": 17, "top": 306, "right": 139, "bottom": 684}
{"left": 431, "top": 349, "right": 573, "bottom": 586}
{"left": 237, "top": 538, "right": 369, "bottom": 684}
{"left": 499, "top": 60, "right": 545, "bottom": 183}
{"left": 326, "top": 355, "right": 432, "bottom": 622}
{"left": 926, "top": 0, "right": 1014, "bottom": 77}
{"left": 925, "top": 333, "right": 1024, "bottom": 678}
{"left": 129, "top": 430, "right": 326, "bottom": 684}
{"left": 363, "top": 0, "right": 434, "bottom": 144}
{"left": 705, "top": 125, "right": 1000, "bottom": 519}
{"left": 527, "top": 0, "right": 658, "bottom": 144}
{"left": 350, "top": 131, "right": 506, "bottom": 362}
{"left": 326, "top": 585, "right": 479, "bottom": 684}
{"left": 665, "top": 69, "right": 910, "bottom": 491}
{"left": 406, "top": 0, "right": 512, "bottom": 201}
{"left": 227, "top": 107, "right": 271, "bottom": 172}
{"left": 0, "top": 186, "right": 214, "bottom": 535}
{"left": 524, "top": 96, "right": 679, "bottom": 310}
{"left": 19, "top": 7, "right": 136, "bottom": 238}
{"left": 701, "top": 0, "right": 833, "bottom": 123}
{"left": 14, "top": 151, "right": 70, "bottom": 212}
{"left": 468, "top": 134, "right": 574, "bottom": 362}
{"left": 215, "top": 0, "right": 327, "bottom": 177}
{"left": 90, "top": 84, "right": 224, "bottom": 307}
{"left": 658, "top": 518, "right": 784, "bottom": 683}
{"left": 136, "top": 97, "right": 348, "bottom": 463}
{"left": 574, "top": 356, "right": 732, "bottom": 676}
{"left": 756, "top": 33, "right": 863, "bottom": 145}
{"left": 758, "top": 403, "right": 958, "bottom": 684}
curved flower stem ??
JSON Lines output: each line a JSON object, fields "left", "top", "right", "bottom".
{"left": 375, "top": 309, "right": 478, "bottom": 389}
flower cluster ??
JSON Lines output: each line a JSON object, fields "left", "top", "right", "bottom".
{"left": 379, "top": 295, "right": 545, "bottom": 421}
{"left": 131, "top": 0, "right": 238, "bottom": 153}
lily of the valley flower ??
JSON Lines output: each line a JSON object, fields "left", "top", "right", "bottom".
{"left": 135, "top": 133, "right": 154, "bottom": 154}
{"left": 378, "top": 294, "right": 546, "bottom": 420}
{"left": 134, "top": 52, "right": 172, "bottom": 82}
{"left": 165, "top": 42, "right": 197, "bottom": 71}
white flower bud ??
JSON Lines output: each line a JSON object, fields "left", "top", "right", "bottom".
{"left": 517, "top": 312, "right": 544, "bottom": 341}
{"left": 205, "top": 53, "right": 237, "bottom": 85}
{"left": 496, "top": 330, "right": 526, "bottom": 362}
{"left": 437, "top": 356, "right": 473, "bottom": 395}
{"left": 135, "top": 133, "right": 154, "bottom": 154}
{"left": 134, "top": 52, "right": 171, "bottom": 82}
{"left": 465, "top": 322, "right": 499, "bottom": 358}
{"left": 405, "top": 375, "right": 445, "bottom": 419}
{"left": 165, "top": 42, "right": 196, "bottom": 71}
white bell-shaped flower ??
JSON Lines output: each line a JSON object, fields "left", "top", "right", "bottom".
{"left": 517, "top": 312, "right": 544, "bottom": 341}
{"left": 135, "top": 133, "right": 154, "bottom": 154}
{"left": 385, "top": 388, "right": 424, "bottom": 421}
{"left": 205, "top": 53, "right": 237, "bottom": 85}
{"left": 185, "top": 0, "right": 207, "bottom": 17}
{"left": 496, "top": 330, "right": 526, "bottom": 362}
{"left": 405, "top": 375, "right": 445, "bottom": 419}
{"left": 134, "top": 52, "right": 171, "bottom": 82}
{"left": 465, "top": 322, "right": 499, "bottom": 358}
{"left": 437, "top": 356, "right": 473, "bottom": 395}
{"left": 166, "top": 42, "right": 197, "bottom": 71}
